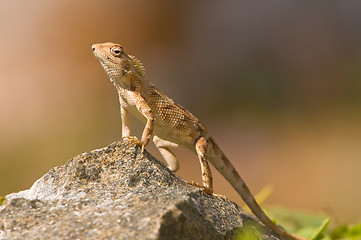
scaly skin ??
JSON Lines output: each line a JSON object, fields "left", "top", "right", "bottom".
{"left": 92, "top": 42, "right": 305, "bottom": 240}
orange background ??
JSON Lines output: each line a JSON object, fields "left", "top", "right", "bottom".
{"left": 1, "top": 1, "right": 361, "bottom": 224}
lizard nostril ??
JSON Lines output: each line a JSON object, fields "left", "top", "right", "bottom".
{"left": 92, "top": 47, "right": 95, "bottom": 51}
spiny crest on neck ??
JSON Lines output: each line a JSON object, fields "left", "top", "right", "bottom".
{"left": 129, "top": 55, "right": 145, "bottom": 78}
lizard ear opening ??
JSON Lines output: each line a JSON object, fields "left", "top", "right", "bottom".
{"left": 129, "top": 55, "right": 145, "bottom": 77}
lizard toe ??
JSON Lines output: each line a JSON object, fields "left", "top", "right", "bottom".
{"left": 187, "top": 181, "right": 214, "bottom": 195}
{"left": 122, "top": 136, "right": 144, "bottom": 151}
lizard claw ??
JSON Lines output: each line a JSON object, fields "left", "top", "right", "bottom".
{"left": 187, "top": 181, "right": 213, "bottom": 195}
{"left": 122, "top": 136, "right": 145, "bottom": 152}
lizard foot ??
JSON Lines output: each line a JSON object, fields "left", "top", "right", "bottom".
{"left": 122, "top": 136, "right": 145, "bottom": 152}
{"left": 187, "top": 181, "right": 213, "bottom": 195}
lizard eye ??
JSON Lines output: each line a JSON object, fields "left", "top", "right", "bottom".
{"left": 111, "top": 46, "right": 123, "bottom": 57}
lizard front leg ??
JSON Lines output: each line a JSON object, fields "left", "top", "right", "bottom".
{"left": 120, "top": 106, "right": 131, "bottom": 138}
{"left": 131, "top": 91, "right": 154, "bottom": 149}
{"left": 153, "top": 135, "right": 179, "bottom": 172}
{"left": 120, "top": 92, "right": 154, "bottom": 151}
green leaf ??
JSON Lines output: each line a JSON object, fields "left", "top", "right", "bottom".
{"left": 311, "top": 218, "right": 330, "bottom": 240}
{"left": 233, "top": 219, "right": 266, "bottom": 240}
{"left": 266, "top": 206, "right": 329, "bottom": 239}
{"left": 331, "top": 223, "right": 361, "bottom": 240}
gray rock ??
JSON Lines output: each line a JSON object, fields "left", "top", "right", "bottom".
{"left": 0, "top": 141, "right": 279, "bottom": 240}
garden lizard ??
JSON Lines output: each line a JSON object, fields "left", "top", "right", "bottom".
{"left": 92, "top": 42, "right": 304, "bottom": 240}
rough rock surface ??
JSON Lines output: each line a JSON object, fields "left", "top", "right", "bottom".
{"left": 0, "top": 141, "right": 279, "bottom": 240}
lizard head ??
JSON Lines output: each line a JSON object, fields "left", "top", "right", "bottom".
{"left": 92, "top": 42, "right": 145, "bottom": 89}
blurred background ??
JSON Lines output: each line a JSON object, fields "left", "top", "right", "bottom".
{"left": 1, "top": 0, "right": 361, "bottom": 224}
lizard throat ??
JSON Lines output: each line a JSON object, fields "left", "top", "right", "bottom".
{"left": 102, "top": 66, "right": 127, "bottom": 89}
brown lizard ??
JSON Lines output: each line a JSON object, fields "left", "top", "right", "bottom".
{"left": 92, "top": 42, "right": 304, "bottom": 240}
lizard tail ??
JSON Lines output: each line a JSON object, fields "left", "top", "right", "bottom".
{"left": 205, "top": 137, "right": 303, "bottom": 240}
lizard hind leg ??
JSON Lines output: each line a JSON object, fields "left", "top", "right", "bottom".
{"left": 193, "top": 136, "right": 213, "bottom": 195}
{"left": 153, "top": 135, "right": 179, "bottom": 172}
